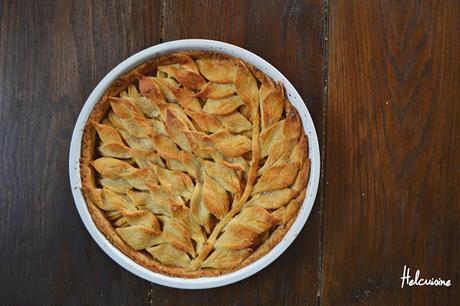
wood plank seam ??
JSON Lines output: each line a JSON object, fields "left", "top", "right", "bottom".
{"left": 159, "top": 0, "right": 166, "bottom": 43}
{"left": 317, "top": 1, "right": 329, "bottom": 305}
{"left": 149, "top": 0, "right": 167, "bottom": 301}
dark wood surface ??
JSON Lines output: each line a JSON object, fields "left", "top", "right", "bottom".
{"left": 322, "top": 1, "right": 460, "bottom": 305}
{"left": 1, "top": 0, "right": 459, "bottom": 305}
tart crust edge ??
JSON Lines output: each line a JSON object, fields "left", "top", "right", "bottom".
{"left": 79, "top": 51, "right": 309, "bottom": 278}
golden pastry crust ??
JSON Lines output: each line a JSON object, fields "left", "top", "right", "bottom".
{"left": 80, "top": 51, "right": 310, "bottom": 278}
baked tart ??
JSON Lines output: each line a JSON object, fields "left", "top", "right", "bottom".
{"left": 80, "top": 51, "right": 311, "bottom": 277}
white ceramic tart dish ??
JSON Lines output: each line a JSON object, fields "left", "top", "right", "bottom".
{"left": 69, "top": 39, "right": 320, "bottom": 289}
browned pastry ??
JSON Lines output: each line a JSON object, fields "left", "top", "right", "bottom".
{"left": 80, "top": 51, "right": 311, "bottom": 277}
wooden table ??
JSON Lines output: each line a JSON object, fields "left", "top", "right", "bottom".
{"left": 1, "top": 1, "right": 459, "bottom": 305}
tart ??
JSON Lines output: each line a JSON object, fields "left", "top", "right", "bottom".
{"left": 80, "top": 51, "right": 311, "bottom": 277}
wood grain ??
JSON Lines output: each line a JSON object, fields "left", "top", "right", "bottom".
{"left": 323, "top": 0, "right": 460, "bottom": 305}
{"left": 153, "top": 1, "right": 325, "bottom": 305}
{"left": 0, "top": 1, "right": 161, "bottom": 305}
{"left": 6, "top": 0, "right": 459, "bottom": 305}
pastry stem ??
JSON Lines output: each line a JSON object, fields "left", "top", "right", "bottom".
{"left": 188, "top": 98, "right": 261, "bottom": 270}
